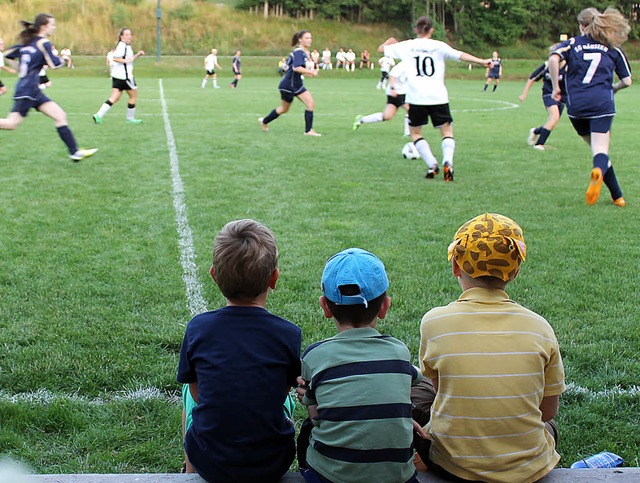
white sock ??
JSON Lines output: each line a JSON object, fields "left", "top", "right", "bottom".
{"left": 201, "top": 78, "right": 207, "bottom": 87}
{"left": 127, "top": 107, "right": 136, "bottom": 120}
{"left": 96, "top": 103, "right": 111, "bottom": 118}
{"left": 442, "top": 137, "right": 456, "bottom": 167}
{"left": 360, "top": 112, "right": 384, "bottom": 124}
{"left": 213, "top": 79, "right": 218, "bottom": 87}
{"left": 414, "top": 138, "right": 438, "bottom": 169}
{"left": 403, "top": 115, "right": 410, "bottom": 136}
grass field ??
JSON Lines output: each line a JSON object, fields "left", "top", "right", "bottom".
{"left": 1, "top": 57, "right": 639, "bottom": 473}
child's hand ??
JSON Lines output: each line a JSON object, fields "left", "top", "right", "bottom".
{"left": 413, "top": 419, "right": 429, "bottom": 439}
{"left": 295, "top": 376, "right": 307, "bottom": 402}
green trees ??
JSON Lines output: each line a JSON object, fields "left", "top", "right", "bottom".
{"left": 237, "top": 0, "right": 639, "bottom": 48}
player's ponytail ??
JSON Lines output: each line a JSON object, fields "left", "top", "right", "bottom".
{"left": 19, "top": 13, "right": 53, "bottom": 44}
{"left": 587, "top": 7, "right": 630, "bottom": 47}
{"left": 414, "top": 16, "right": 433, "bottom": 35}
{"left": 292, "top": 30, "right": 310, "bottom": 47}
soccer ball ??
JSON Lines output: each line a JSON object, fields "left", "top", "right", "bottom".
{"left": 402, "top": 142, "right": 421, "bottom": 160}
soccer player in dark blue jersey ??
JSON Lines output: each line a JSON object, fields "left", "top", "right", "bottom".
{"left": 230, "top": 49, "right": 242, "bottom": 88}
{"left": 550, "top": 7, "right": 631, "bottom": 207}
{"left": 519, "top": 45, "right": 567, "bottom": 150}
{"left": 0, "top": 14, "right": 97, "bottom": 161}
{"left": 259, "top": 30, "right": 321, "bottom": 136}
{"left": 483, "top": 51, "right": 502, "bottom": 92}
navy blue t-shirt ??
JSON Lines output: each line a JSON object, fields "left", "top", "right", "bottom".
{"left": 529, "top": 61, "right": 567, "bottom": 98}
{"left": 5, "top": 37, "right": 62, "bottom": 100}
{"left": 178, "top": 305, "right": 301, "bottom": 482}
{"left": 279, "top": 47, "right": 308, "bottom": 95}
{"left": 553, "top": 34, "right": 631, "bottom": 118}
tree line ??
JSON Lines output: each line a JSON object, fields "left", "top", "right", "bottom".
{"left": 237, "top": 0, "right": 640, "bottom": 48}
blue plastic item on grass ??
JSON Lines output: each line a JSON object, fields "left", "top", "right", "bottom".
{"left": 571, "top": 451, "right": 624, "bottom": 468}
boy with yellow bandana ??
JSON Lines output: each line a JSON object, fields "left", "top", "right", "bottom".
{"left": 413, "top": 213, "right": 565, "bottom": 482}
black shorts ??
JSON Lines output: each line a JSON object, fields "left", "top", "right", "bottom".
{"left": 280, "top": 87, "right": 307, "bottom": 103}
{"left": 386, "top": 94, "right": 406, "bottom": 108}
{"left": 205, "top": 69, "right": 215, "bottom": 75}
{"left": 408, "top": 103, "right": 453, "bottom": 128}
{"left": 112, "top": 77, "right": 137, "bottom": 91}
{"left": 0, "top": 80, "right": 4, "bottom": 88}
{"left": 569, "top": 116, "right": 613, "bottom": 136}
{"left": 39, "top": 75, "right": 50, "bottom": 84}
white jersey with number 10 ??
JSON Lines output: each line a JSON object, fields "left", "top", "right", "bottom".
{"left": 384, "top": 38, "right": 462, "bottom": 105}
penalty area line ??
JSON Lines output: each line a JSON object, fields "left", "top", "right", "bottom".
{"left": 159, "top": 78, "right": 208, "bottom": 317}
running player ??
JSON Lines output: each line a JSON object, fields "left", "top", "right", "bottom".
{"left": 93, "top": 27, "right": 145, "bottom": 125}
{"left": 202, "top": 48, "right": 222, "bottom": 88}
{"left": 0, "top": 14, "right": 97, "bottom": 161}
{"left": 376, "top": 54, "right": 395, "bottom": 89}
{"left": 549, "top": 7, "right": 632, "bottom": 207}
{"left": 230, "top": 50, "right": 241, "bottom": 88}
{"left": 519, "top": 45, "right": 567, "bottom": 151}
{"left": 380, "top": 16, "right": 491, "bottom": 181}
{"left": 483, "top": 51, "right": 502, "bottom": 92}
{"left": 258, "top": 30, "right": 321, "bottom": 136}
{"left": 353, "top": 60, "right": 410, "bottom": 136}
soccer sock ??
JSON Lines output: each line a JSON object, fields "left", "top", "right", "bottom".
{"left": 493, "top": 85, "right": 497, "bottom": 92}
{"left": 414, "top": 138, "right": 438, "bottom": 169}
{"left": 360, "top": 112, "right": 384, "bottom": 124}
{"left": 262, "top": 109, "right": 279, "bottom": 125}
{"left": 534, "top": 126, "right": 543, "bottom": 135}
{"left": 483, "top": 84, "right": 488, "bottom": 92}
{"left": 593, "top": 153, "right": 609, "bottom": 175}
{"left": 127, "top": 103, "right": 136, "bottom": 120}
{"left": 201, "top": 78, "right": 207, "bottom": 88}
{"left": 403, "top": 115, "right": 410, "bottom": 136}
{"left": 304, "top": 110, "right": 314, "bottom": 133}
{"left": 536, "top": 128, "right": 552, "bottom": 146}
{"left": 96, "top": 100, "right": 112, "bottom": 118}
{"left": 603, "top": 165, "right": 623, "bottom": 200}
{"left": 56, "top": 125, "right": 78, "bottom": 154}
{"left": 213, "top": 78, "right": 218, "bottom": 87}
{"left": 441, "top": 137, "right": 456, "bottom": 167}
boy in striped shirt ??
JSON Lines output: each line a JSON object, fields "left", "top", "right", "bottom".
{"left": 414, "top": 213, "right": 565, "bottom": 482}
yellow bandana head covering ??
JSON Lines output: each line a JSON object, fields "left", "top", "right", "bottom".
{"left": 448, "top": 213, "right": 527, "bottom": 282}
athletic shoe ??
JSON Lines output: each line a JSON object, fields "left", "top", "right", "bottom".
{"left": 70, "top": 148, "right": 98, "bottom": 162}
{"left": 443, "top": 162, "right": 454, "bottom": 182}
{"left": 258, "top": 117, "right": 269, "bottom": 132}
{"left": 533, "top": 144, "right": 545, "bottom": 151}
{"left": 527, "top": 128, "right": 538, "bottom": 146}
{"left": 425, "top": 167, "right": 439, "bottom": 179}
{"left": 127, "top": 118, "right": 143, "bottom": 124}
{"left": 304, "top": 130, "right": 322, "bottom": 137}
{"left": 352, "top": 115, "right": 362, "bottom": 131}
{"left": 214, "top": 86, "right": 220, "bottom": 89}
{"left": 613, "top": 197, "right": 626, "bottom": 207}
{"left": 92, "top": 114, "right": 102, "bottom": 125}
{"left": 586, "top": 167, "right": 604, "bottom": 205}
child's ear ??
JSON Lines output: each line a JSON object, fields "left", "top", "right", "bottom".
{"left": 209, "top": 265, "right": 217, "bottom": 282}
{"left": 319, "top": 296, "right": 334, "bottom": 319}
{"left": 451, "top": 257, "right": 462, "bottom": 278}
{"left": 377, "top": 296, "right": 392, "bottom": 319}
{"left": 269, "top": 268, "right": 280, "bottom": 289}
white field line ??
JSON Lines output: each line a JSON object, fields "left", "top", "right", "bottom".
{"left": 159, "top": 79, "right": 208, "bottom": 317}
{"left": 1, "top": 383, "right": 638, "bottom": 406}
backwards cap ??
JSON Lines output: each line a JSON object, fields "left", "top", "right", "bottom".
{"left": 321, "top": 248, "right": 389, "bottom": 307}
{"left": 448, "top": 213, "right": 526, "bottom": 282}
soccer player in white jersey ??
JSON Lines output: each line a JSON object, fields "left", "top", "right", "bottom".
{"left": 380, "top": 16, "right": 491, "bottom": 181}
{"left": 376, "top": 55, "right": 395, "bottom": 89}
{"left": 93, "top": 27, "right": 145, "bottom": 125}
{"left": 202, "top": 48, "right": 222, "bottom": 88}
{"left": 353, "top": 61, "right": 410, "bottom": 136}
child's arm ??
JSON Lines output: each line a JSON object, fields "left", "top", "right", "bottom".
{"left": 539, "top": 394, "right": 559, "bottom": 422}
{"left": 189, "top": 382, "right": 199, "bottom": 404}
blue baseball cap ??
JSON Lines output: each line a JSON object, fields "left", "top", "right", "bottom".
{"left": 321, "top": 248, "right": 389, "bottom": 307}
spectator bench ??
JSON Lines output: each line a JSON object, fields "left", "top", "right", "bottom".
{"left": 30, "top": 467, "right": 640, "bottom": 482}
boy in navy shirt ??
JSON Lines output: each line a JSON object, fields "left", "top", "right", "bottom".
{"left": 178, "top": 219, "right": 301, "bottom": 483}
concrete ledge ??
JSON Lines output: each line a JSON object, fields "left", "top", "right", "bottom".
{"left": 29, "top": 468, "right": 640, "bottom": 482}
